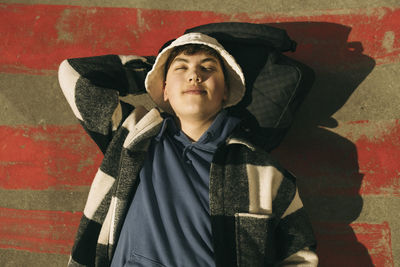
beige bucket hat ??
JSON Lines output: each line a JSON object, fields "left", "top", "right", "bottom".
{"left": 145, "top": 32, "right": 246, "bottom": 114}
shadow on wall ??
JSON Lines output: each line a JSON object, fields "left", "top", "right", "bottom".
{"left": 268, "top": 22, "right": 376, "bottom": 266}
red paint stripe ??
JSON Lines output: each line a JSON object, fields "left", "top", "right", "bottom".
{"left": 272, "top": 120, "right": 400, "bottom": 196}
{"left": 314, "top": 221, "right": 393, "bottom": 267}
{"left": 1, "top": 121, "right": 399, "bottom": 195}
{"left": 0, "top": 4, "right": 399, "bottom": 75}
{"left": 0, "top": 207, "right": 81, "bottom": 254}
{"left": 0, "top": 125, "right": 102, "bottom": 190}
{"left": 354, "top": 120, "right": 400, "bottom": 196}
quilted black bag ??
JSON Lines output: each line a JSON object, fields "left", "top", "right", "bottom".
{"left": 184, "top": 22, "right": 315, "bottom": 151}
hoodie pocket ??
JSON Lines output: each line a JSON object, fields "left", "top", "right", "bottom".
{"left": 235, "top": 213, "right": 276, "bottom": 267}
{"left": 123, "top": 251, "right": 167, "bottom": 267}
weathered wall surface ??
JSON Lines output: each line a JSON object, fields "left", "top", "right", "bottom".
{"left": 0, "top": 1, "right": 399, "bottom": 266}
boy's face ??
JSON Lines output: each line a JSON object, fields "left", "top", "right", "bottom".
{"left": 163, "top": 52, "right": 227, "bottom": 122}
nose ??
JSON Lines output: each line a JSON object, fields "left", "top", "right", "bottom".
{"left": 188, "top": 70, "right": 201, "bottom": 83}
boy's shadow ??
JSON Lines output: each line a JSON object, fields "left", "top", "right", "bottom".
{"left": 267, "top": 22, "right": 376, "bottom": 266}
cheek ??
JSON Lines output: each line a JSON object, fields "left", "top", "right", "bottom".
{"left": 213, "top": 77, "right": 227, "bottom": 98}
{"left": 163, "top": 84, "right": 180, "bottom": 103}
{"left": 163, "top": 74, "right": 174, "bottom": 101}
{"left": 223, "top": 86, "right": 228, "bottom": 101}
{"left": 163, "top": 85, "right": 168, "bottom": 101}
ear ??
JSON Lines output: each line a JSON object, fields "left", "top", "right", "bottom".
{"left": 163, "top": 82, "right": 169, "bottom": 101}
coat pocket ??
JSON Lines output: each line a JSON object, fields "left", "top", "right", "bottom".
{"left": 235, "top": 213, "right": 276, "bottom": 267}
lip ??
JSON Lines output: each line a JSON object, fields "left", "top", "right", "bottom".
{"left": 183, "top": 86, "right": 207, "bottom": 95}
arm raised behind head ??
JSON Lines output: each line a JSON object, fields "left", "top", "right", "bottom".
{"left": 58, "top": 54, "right": 154, "bottom": 153}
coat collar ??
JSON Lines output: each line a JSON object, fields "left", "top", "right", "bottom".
{"left": 122, "top": 106, "right": 164, "bottom": 150}
{"left": 121, "top": 106, "right": 259, "bottom": 152}
{"left": 226, "top": 125, "right": 258, "bottom": 151}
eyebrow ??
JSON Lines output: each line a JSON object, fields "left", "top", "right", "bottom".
{"left": 171, "top": 57, "right": 219, "bottom": 64}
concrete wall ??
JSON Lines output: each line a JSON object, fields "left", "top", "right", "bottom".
{"left": 0, "top": 1, "right": 399, "bottom": 266}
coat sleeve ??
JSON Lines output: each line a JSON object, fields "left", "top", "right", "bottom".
{"left": 273, "top": 171, "right": 318, "bottom": 266}
{"left": 58, "top": 54, "right": 154, "bottom": 154}
{"left": 277, "top": 247, "right": 318, "bottom": 266}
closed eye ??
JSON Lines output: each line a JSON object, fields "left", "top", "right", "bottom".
{"left": 174, "top": 65, "right": 187, "bottom": 71}
{"left": 201, "top": 66, "right": 216, "bottom": 72}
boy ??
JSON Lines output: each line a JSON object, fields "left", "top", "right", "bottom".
{"left": 59, "top": 32, "right": 317, "bottom": 266}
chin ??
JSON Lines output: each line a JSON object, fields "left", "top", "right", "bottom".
{"left": 183, "top": 108, "right": 221, "bottom": 119}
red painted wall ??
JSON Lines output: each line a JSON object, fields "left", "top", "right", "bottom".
{"left": 0, "top": 3, "right": 399, "bottom": 266}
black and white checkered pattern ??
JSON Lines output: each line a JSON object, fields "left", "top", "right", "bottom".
{"left": 58, "top": 23, "right": 318, "bottom": 266}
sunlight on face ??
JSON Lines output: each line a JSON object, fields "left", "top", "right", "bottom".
{"left": 163, "top": 52, "right": 228, "bottom": 122}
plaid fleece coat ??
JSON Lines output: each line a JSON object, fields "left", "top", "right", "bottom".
{"left": 59, "top": 55, "right": 317, "bottom": 267}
